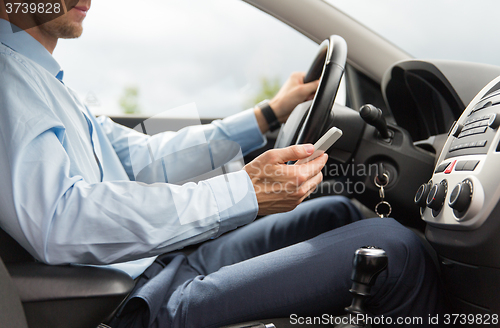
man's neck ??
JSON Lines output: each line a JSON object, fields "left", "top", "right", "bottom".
{"left": 26, "top": 27, "right": 57, "bottom": 54}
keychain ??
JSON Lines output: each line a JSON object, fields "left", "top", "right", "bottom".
{"left": 374, "top": 173, "right": 392, "bottom": 218}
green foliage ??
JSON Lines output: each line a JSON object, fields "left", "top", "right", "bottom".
{"left": 119, "top": 86, "right": 141, "bottom": 114}
{"left": 251, "top": 77, "right": 281, "bottom": 106}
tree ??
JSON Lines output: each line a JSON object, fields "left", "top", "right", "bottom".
{"left": 251, "top": 77, "right": 281, "bottom": 106}
{"left": 119, "top": 86, "right": 141, "bottom": 114}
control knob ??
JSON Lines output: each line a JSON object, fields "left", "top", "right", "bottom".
{"left": 426, "top": 180, "right": 448, "bottom": 212}
{"left": 449, "top": 179, "right": 473, "bottom": 214}
{"left": 414, "top": 183, "right": 431, "bottom": 208}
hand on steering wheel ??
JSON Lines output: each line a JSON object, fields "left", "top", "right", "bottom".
{"left": 275, "top": 35, "right": 348, "bottom": 148}
{"left": 268, "top": 72, "right": 319, "bottom": 123}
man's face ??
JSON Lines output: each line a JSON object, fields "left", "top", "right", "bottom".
{"left": 38, "top": 0, "right": 91, "bottom": 39}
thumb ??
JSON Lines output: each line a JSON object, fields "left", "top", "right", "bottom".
{"left": 270, "top": 144, "right": 315, "bottom": 163}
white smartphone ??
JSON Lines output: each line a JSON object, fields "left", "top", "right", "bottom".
{"left": 294, "top": 127, "right": 343, "bottom": 165}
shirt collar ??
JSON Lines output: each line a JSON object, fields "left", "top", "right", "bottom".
{"left": 0, "top": 18, "right": 62, "bottom": 79}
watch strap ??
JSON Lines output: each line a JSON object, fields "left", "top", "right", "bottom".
{"left": 258, "top": 101, "right": 281, "bottom": 132}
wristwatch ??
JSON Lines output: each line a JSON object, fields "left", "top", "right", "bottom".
{"left": 257, "top": 100, "right": 281, "bottom": 132}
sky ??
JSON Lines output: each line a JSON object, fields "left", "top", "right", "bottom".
{"left": 53, "top": 0, "right": 318, "bottom": 118}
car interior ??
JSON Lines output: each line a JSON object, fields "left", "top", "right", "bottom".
{"left": 2, "top": 0, "right": 500, "bottom": 327}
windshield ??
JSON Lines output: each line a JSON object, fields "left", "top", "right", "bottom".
{"left": 326, "top": 0, "right": 500, "bottom": 67}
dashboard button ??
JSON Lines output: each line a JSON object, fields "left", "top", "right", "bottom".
{"left": 435, "top": 162, "right": 451, "bottom": 173}
{"left": 461, "top": 123, "right": 474, "bottom": 132}
{"left": 471, "top": 127, "right": 487, "bottom": 135}
{"left": 454, "top": 161, "right": 467, "bottom": 171}
{"left": 444, "top": 160, "right": 457, "bottom": 174}
{"left": 463, "top": 160, "right": 480, "bottom": 171}
{"left": 465, "top": 118, "right": 475, "bottom": 125}
{"left": 452, "top": 123, "right": 464, "bottom": 138}
{"left": 476, "top": 140, "right": 487, "bottom": 147}
{"left": 473, "top": 101, "right": 492, "bottom": 112}
{"left": 459, "top": 127, "right": 487, "bottom": 138}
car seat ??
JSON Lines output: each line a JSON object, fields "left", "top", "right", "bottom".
{"left": 0, "top": 228, "right": 134, "bottom": 328}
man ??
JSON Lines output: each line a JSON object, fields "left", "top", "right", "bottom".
{"left": 0, "top": 1, "right": 442, "bottom": 327}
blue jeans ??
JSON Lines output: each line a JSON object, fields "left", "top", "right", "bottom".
{"left": 111, "top": 196, "right": 443, "bottom": 327}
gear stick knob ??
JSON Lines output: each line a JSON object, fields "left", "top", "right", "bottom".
{"left": 344, "top": 246, "right": 388, "bottom": 327}
{"left": 351, "top": 246, "right": 388, "bottom": 286}
{"left": 359, "top": 105, "right": 390, "bottom": 139}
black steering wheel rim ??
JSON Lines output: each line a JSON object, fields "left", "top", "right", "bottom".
{"left": 295, "top": 35, "right": 348, "bottom": 145}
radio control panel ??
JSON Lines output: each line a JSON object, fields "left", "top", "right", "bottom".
{"left": 419, "top": 77, "right": 500, "bottom": 229}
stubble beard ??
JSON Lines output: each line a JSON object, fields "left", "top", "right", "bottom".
{"left": 37, "top": 14, "right": 83, "bottom": 39}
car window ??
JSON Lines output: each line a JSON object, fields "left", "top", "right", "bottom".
{"left": 53, "top": 0, "right": 320, "bottom": 119}
{"left": 325, "top": 0, "right": 500, "bottom": 67}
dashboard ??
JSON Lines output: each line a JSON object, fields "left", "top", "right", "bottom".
{"left": 382, "top": 60, "right": 500, "bottom": 143}
{"left": 422, "top": 84, "right": 500, "bottom": 229}
{"left": 381, "top": 59, "right": 500, "bottom": 317}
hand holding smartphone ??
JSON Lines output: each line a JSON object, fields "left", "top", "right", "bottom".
{"left": 294, "top": 127, "right": 342, "bottom": 165}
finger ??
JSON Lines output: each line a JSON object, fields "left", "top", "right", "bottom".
{"left": 303, "top": 171, "right": 323, "bottom": 194}
{"left": 266, "top": 144, "right": 315, "bottom": 163}
{"left": 290, "top": 153, "right": 328, "bottom": 181}
{"left": 295, "top": 71, "right": 306, "bottom": 81}
{"left": 302, "top": 79, "right": 320, "bottom": 94}
{"left": 299, "top": 171, "right": 324, "bottom": 201}
{"left": 295, "top": 80, "right": 319, "bottom": 101}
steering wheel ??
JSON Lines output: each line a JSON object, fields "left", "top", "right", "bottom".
{"left": 275, "top": 35, "right": 348, "bottom": 148}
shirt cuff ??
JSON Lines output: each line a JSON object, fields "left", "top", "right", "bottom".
{"left": 205, "top": 170, "right": 258, "bottom": 237}
{"left": 221, "top": 108, "right": 267, "bottom": 155}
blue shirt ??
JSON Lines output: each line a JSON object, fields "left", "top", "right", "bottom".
{"left": 0, "top": 19, "right": 266, "bottom": 278}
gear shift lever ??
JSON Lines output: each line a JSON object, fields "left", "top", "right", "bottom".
{"left": 336, "top": 246, "right": 388, "bottom": 328}
{"left": 359, "top": 105, "right": 390, "bottom": 139}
